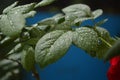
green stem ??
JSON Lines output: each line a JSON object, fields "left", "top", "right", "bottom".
{"left": 32, "top": 67, "right": 40, "bottom": 80}
{"left": 99, "top": 37, "right": 112, "bottom": 48}
{"left": 92, "top": 23, "right": 112, "bottom": 48}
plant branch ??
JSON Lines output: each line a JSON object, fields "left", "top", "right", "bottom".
{"left": 99, "top": 37, "right": 112, "bottom": 48}
{"left": 32, "top": 67, "right": 40, "bottom": 80}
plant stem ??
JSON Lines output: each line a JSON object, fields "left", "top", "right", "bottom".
{"left": 32, "top": 67, "right": 40, "bottom": 80}
{"left": 99, "top": 37, "right": 112, "bottom": 48}
{"left": 92, "top": 26, "right": 113, "bottom": 48}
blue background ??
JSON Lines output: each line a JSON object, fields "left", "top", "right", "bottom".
{"left": 24, "top": 12, "right": 120, "bottom": 80}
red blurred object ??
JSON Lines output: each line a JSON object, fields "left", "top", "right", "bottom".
{"left": 107, "top": 56, "right": 120, "bottom": 80}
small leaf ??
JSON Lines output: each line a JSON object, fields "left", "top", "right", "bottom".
{"left": 8, "top": 43, "right": 23, "bottom": 54}
{"left": 35, "top": 0, "right": 55, "bottom": 7}
{"left": 0, "top": 12, "right": 25, "bottom": 37}
{"left": 51, "top": 15, "right": 75, "bottom": 30}
{"left": 37, "top": 25, "right": 50, "bottom": 31}
{"left": 38, "top": 14, "right": 65, "bottom": 25}
{"left": 9, "top": 3, "right": 36, "bottom": 14}
{"left": 3, "top": 1, "right": 18, "bottom": 14}
{"left": 54, "top": 21, "right": 72, "bottom": 30}
{"left": 24, "top": 38, "right": 39, "bottom": 46}
{"left": 0, "top": 59, "right": 20, "bottom": 80}
{"left": 104, "top": 40, "right": 120, "bottom": 61}
{"left": 23, "top": 11, "right": 36, "bottom": 18}
{"left": 38, "top": 13, "right": 77, "bottom": 31}
{"left": 53, "top": 14, "right": 65, "bottom": 24}
{"left": 38, "top": 17, "right": 55, "bottom": 26}
{"left": 35, "top": 30, "right": 73, "bottom": 68}
{"left": 96, "top": 40, "right": 110, "bottom": 59}
{"left": 92, "top": 9, "right": 103, "bottom": 19}
{"left": 62, "top": 4, "right": 91, "bottom": 16}
{"left": 114, "top": 36, "right": 120, "bottom": 40}
{"left": 0, "top": 37, "right": 17, "bottom": 59}
{"left": 95, "top": 19, "right": 108, "bottom": 26}
{"left": 29, "top": 27, "right": 45, "bottom": 38}
{"left": 21, "top": 46, "right": 35, "bottom": 71}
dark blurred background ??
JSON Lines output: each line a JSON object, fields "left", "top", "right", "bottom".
{"left": 0, "top": 0, "right": 120, "bottom": 14}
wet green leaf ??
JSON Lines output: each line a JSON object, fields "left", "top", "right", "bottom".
{"left": 3, "top": 1, "right": 18, "bottom": 14}
{"left": 38, "top": 17, "right": 55, "bottom": 26}
{"left": 29, "top": 27, "right": 45, "bottom": 38}
{"left": 25, "top": 38, "right": 39, "bottom": 46}
{"left": 8, "top": 43, "right": 23, "bottom": 54}
{"left": 95, "top": 19, "right": 108, "bottom": 26}
{"left": 72, "top": 27, "right": 99, "bottom": 56}
{"left": 35, "top": 0, "right": 55, "bottom": 7}
{"left": 21, "top": 46, "right": 35, "bottom": 71}
{"left": 38, "top": 14, "right": 64, "bottom": 25}
{"left": 0, "top": 12, "right": 25, "bottom": 37}
{"left": 37, "top": 25, "right": 50, "bottom": 31}
{"left": 0, "top": 37, "right": 17, "bottom": 59}
{"left": 9, "top": 3, "right": 36, "bottom": 14}
{"left": 0, "top": 59, "right": 21, "bottom": 80}
{"left": 52, "top": 14, "right": 65, "bottom": 24}
{"left": 72, "top": 27, "right": 112, "bottom": 59}
{"left": 62, "top": 4, "right": 91, "bottom": 16}
{"left": 35, "top": 30, "right": 73, "bottom": 68}
{"left": 23, "top": 11, "right": 36, "bottom": 18}
{"left": 92, "top": 9, "right": 103, "bottom": 19}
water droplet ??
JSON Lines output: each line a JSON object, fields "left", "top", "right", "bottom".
{"left": 98, "top": 39, "right": 102, "bottom": 45}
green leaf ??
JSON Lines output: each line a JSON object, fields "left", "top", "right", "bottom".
{"left": 104, "top": 40, "right": 120, "bottom": 61}
{"left": 9, "top": 3, "right": 36, "bottom": 14}
{"left": 95, "top": 19, "right": 108, "bottom": 26}
{"left": 72, "top": 27, "right": 113, "bottom": 58}
{"left": 0, "top": 59, "right": 21, "bottom": 80}
{"left": 38, "top": 17, "right": 55, "bottom": 26}
{"left": 38, "top": 14, "right": 65, "bottom": 25}
{"left": 3, "top": 1, "right": 18, "bottom": 14}
{"left": 21, "top": 46, "right": 35, "bottom": 71}
{"left": 24, "top": 38, "right": 39, "bottom": 46}
{"left": 72, "top": 27, "right": 99, "bottom": 57}
{"left": 37, "top": 14, "right": 66, "bottom": 31}
{"left": 62, "top": 4, "right": 91, "bottom": 16}
{"left": 35, "top": 0, "right": 55, "bottom": 8}
{"left": 53, "top": 14, "right": 65, "bottom": 24}
{"left": 23, "top": 11, "right": 36, "bottom": 18}
{"left": 8, "top": 43, "right": 22, "bottom": 54}
{"left": 96, "top": 40, "right": 110, "bottom": 59}
{"left": 37, "top": 25, "right": 50, "bottom": 31}
{"left": 0, "top": 13, "right": 25, "bottom": 37}
{"left": 73, "top": 9, "right": 103, "bottom": 25}
{"left": 35, "top": 30, "right": 73, "bottom": 68}
{"left": 95, "top": 27, "right": 115, "bottom": 59}
{"left": 92, "top": 9, "right": 103, "bottom": 19}
{"left": 29, "top": 27, "right": 45, "bottom": 38}
{"left": 53, "top": 21, "right": 72, "bottom": 30}
{"left": 0, "top": 37, "right": 17, "bottom": 59}
{"left": 51, "top": 14, "right": 74, "bottom": 30}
